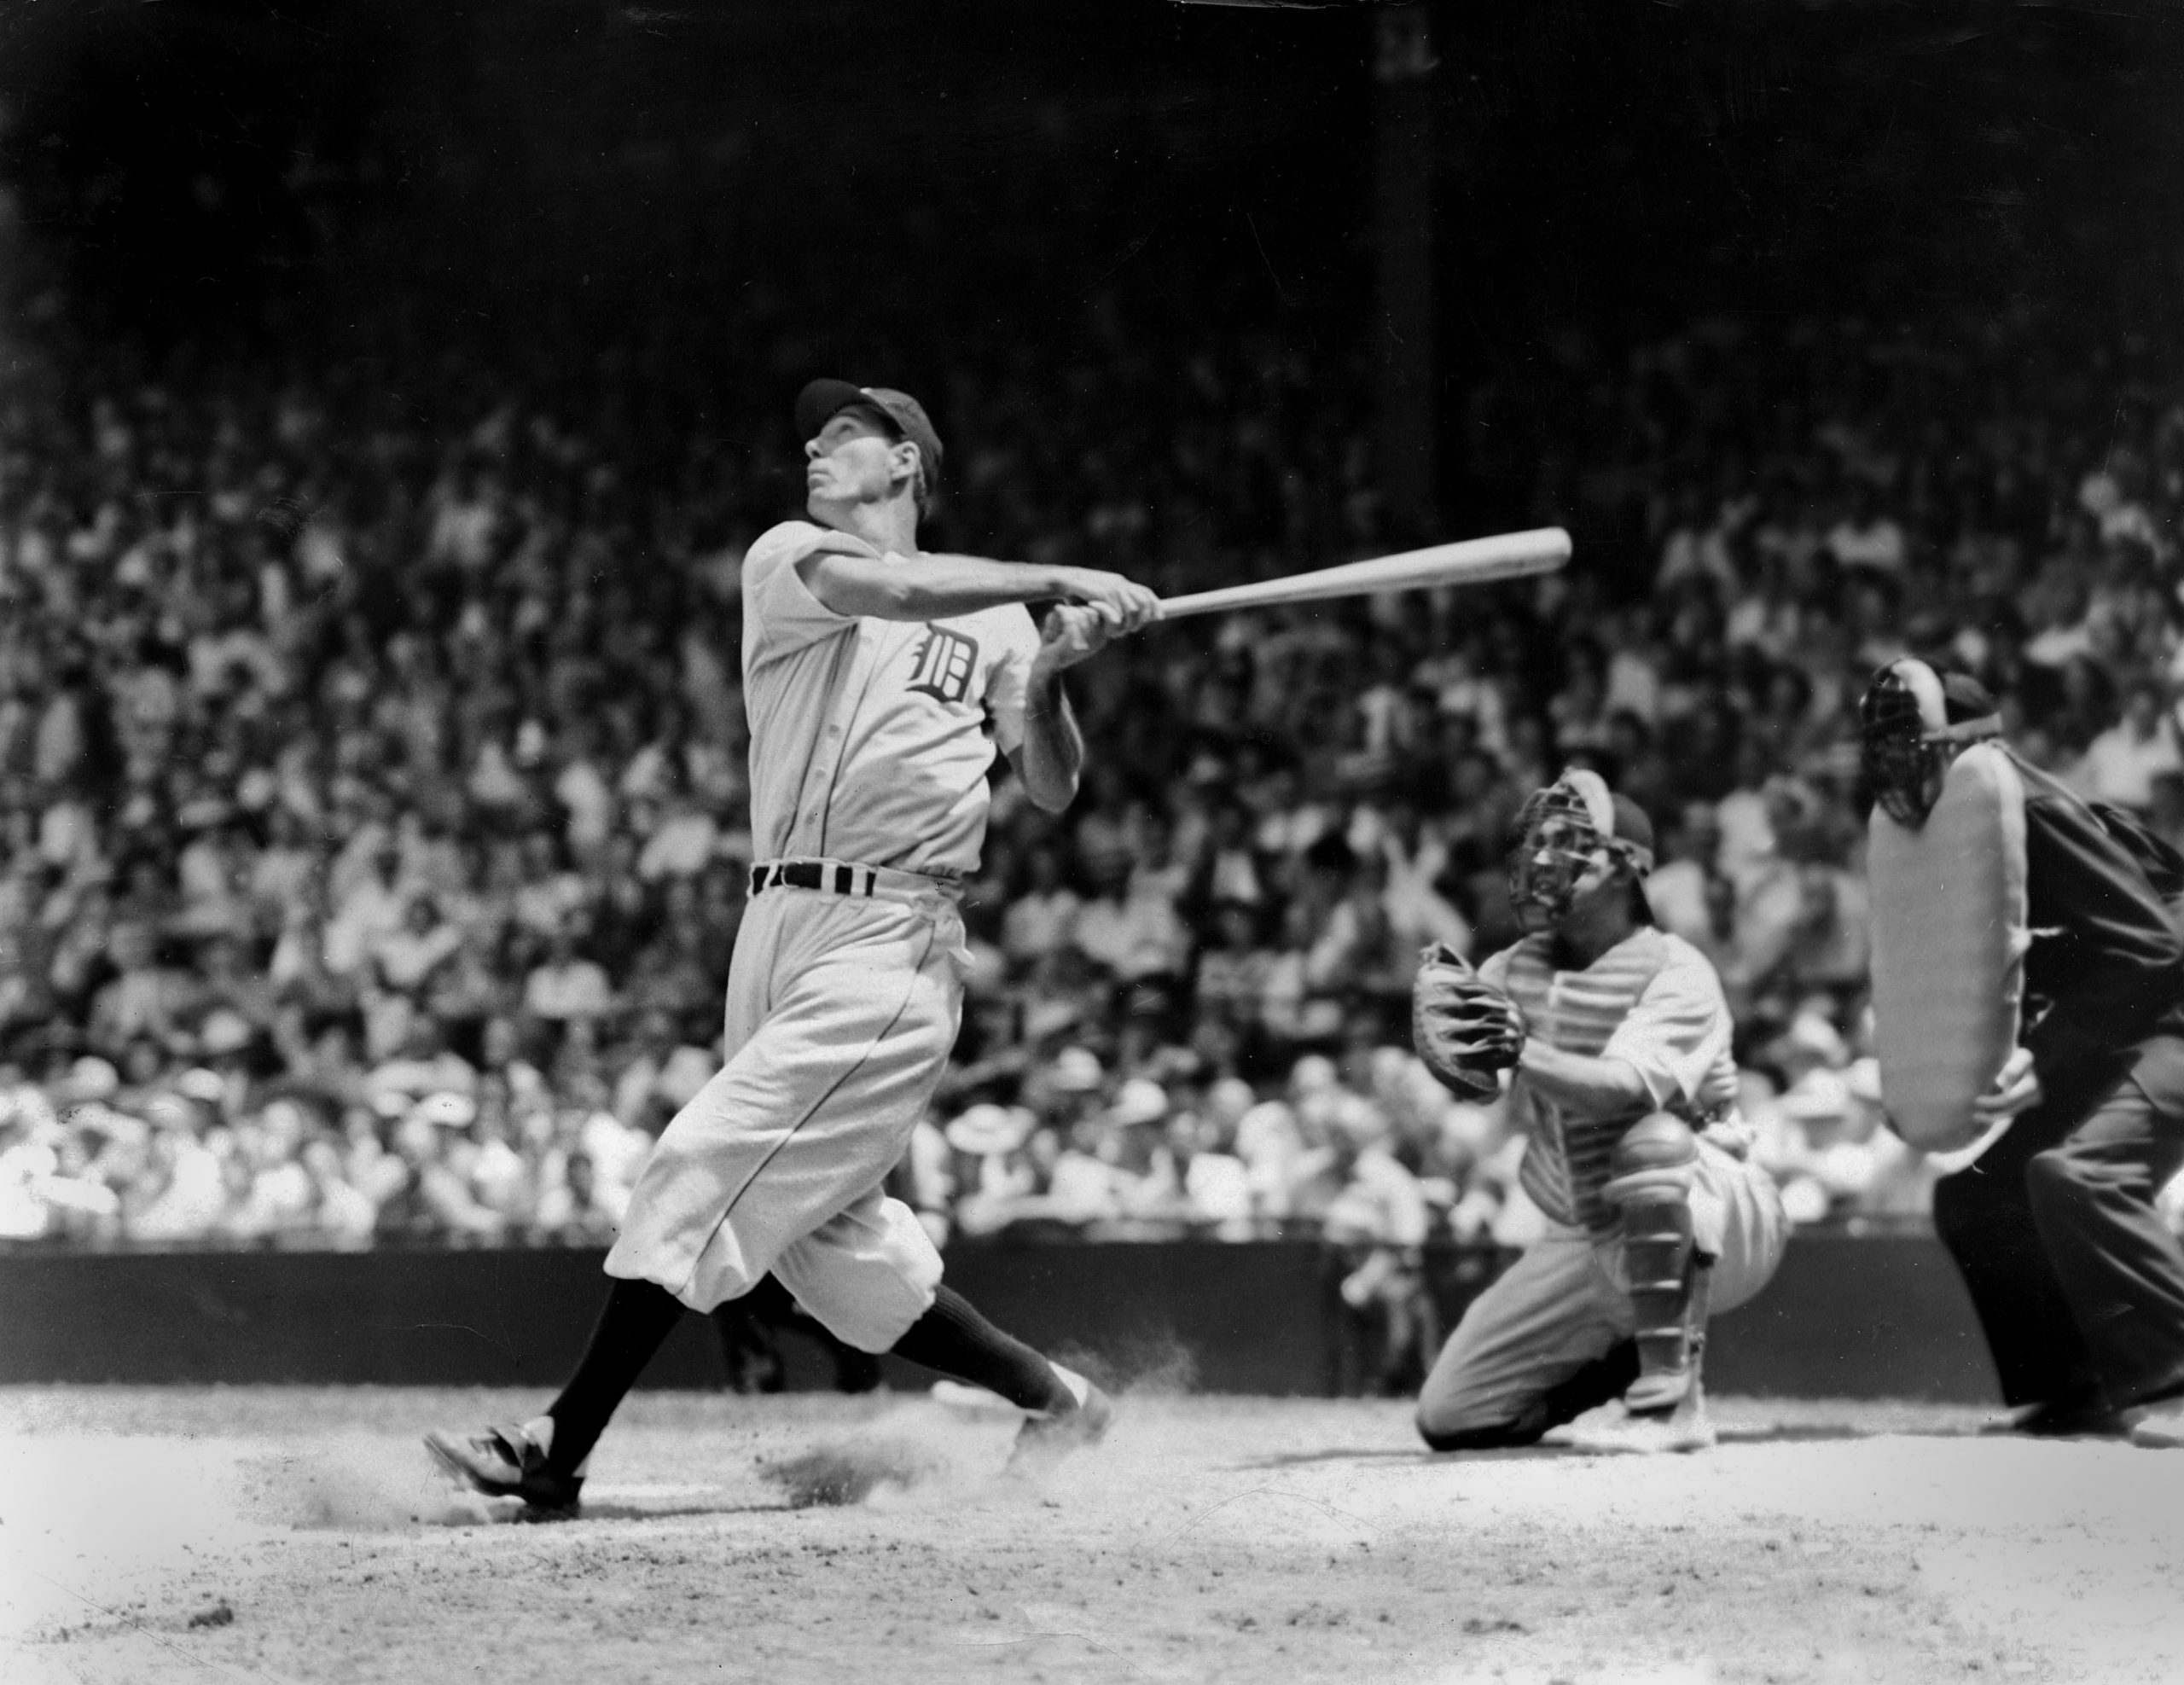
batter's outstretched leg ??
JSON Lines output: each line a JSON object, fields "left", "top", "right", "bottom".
{"left": 889, "top": 1286, "right": 1115, "bottom": 1468}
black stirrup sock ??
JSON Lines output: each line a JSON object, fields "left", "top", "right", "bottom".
{"left": 543, "top": 1275, "right": 688, "bottom": 1473}
{"left": 889, "top": 1286, "right": 1076, "bottom": 1414}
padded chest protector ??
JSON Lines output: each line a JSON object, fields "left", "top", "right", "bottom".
{"left": 1867, "top": 742, "right": 2030, "bottom": 1151}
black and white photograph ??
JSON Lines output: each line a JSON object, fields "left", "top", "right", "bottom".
{"left": 3, "top": 1, "right": 2184, "bottom": 1678}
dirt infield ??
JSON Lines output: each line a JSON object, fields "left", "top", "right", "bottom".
{"left": 3, "top": 1387, "right": 2181, "bottom": 1684}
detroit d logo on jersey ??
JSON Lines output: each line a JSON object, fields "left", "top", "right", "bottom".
{"left": 906, "top": 626, "right": 979, "bottom": 706}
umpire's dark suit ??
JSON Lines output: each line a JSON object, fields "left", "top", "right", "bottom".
{"left": 1931, "top": 752, "right": 2184, "bottom": 1415}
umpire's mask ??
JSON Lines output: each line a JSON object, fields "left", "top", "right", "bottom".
{"left": 1859, "top": 658, "right": 2000, "bottom": 828}
{"left": 1506, "top": 769, "right": 1654, "bottom": 933}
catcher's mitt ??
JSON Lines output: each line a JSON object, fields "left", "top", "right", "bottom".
{"left": 1412, "top": 942, "right": 1526, "bottom": 1101}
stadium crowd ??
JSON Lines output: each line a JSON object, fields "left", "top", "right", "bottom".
{"left": 6, "top": 293, "right": 2184, "bottom": 1265}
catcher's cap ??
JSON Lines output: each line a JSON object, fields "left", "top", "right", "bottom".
{"left": 1543, "top": 768, "right": 1657, "bottom": 874}
{"left": 795, "top": 379, "right": 944, "bottom": 497}
{"left": 1536, "top": 768, "right": 1657, "bottom": 927}
{"left": 1607, "top": 793, "right": 1655, "bottom": 863}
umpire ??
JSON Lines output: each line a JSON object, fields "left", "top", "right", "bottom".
{"left": 1861, "top": 660, "right": 2184, "bottom": 1442}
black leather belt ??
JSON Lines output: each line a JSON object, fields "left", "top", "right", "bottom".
{"left": 750, "top": 860, "right": 877, "bottom": 898}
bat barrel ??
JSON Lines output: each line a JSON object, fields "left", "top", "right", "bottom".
{"left": 1156, "top": 527, "right": 1569, "bottom": 620}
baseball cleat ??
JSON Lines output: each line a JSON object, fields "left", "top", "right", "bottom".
{"left": 1620, "top": 1367, "right": 1697, "bottom": 1416}
{"left": 1575, "top": 1386, "right": 1715, "bottom": 1455}
{"left": 930, "top": 1380, "right": 1021, "bottom": 1416}
{"left": 2126, "top": 1400, "right": 2184, "bottom": 1448}
{"left": 424, "top": 1421, "right": 584, "bottom": 1513}
{"left": 1008, "top": 1365, "right": 1116, "bottom": 1473}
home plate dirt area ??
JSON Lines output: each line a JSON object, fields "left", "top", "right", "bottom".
{"left": 3, "top": 1387, "right": 2181, "bottom": 1685}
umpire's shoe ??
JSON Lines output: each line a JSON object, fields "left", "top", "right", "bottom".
{"left": 425, "top": 1421, "right": 584, "bottom": 1514}
{"left": 2127, "top": 1396, "right": 2184, "bottom": 1448}
{"left": 1984, "top": 1396, "right": 2138, "bottom": 1440}
{"left": 1008, "top": 1365, "right": 1116, "bottom": 1474}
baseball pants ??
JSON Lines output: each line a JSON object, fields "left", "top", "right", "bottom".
{"left": 1932, "top": 1032, "right": 2184, "bottom": 1412}
{"left": 606, "top": 873, "right": 969, "bottom": 1352}
{"left": 1415, "top": 1138, "right": 1786, "bottom": 1444}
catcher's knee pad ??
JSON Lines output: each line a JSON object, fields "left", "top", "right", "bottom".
{"left": 1611, "top": 1114, "right": 1706, "bottom": 1412}
{"left": 1416, "top": 1403, "right": 1552, "bottom": 1453}
{"left": 1612, "top": 1112, "right": 1699, "bottom": 1178}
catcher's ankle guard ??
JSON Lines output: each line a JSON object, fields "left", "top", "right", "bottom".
{"left": 1611, "top": 1115, "right": 1708, "bottom": 1414}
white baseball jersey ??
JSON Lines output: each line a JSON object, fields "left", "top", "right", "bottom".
{"left": 741, "top": 520, "right": 1043, "bottom": 880}
{"left": 606, "top": 515, "right": 1043, "bottom": 1347}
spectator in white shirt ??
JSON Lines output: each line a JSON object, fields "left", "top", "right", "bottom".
{"left": 324, "top": 840, "right": 408, "bottom": 977}
{"left": 2073, "top": 677, "right": 2182, "bottom": 814}
{"left": 553, "top": 721, "right": 618, "bottom": 866}
{"left": 524, "top": 922, "right": 615, "bottom": 1027}
{"left": 1001, "top": 842, "right": 1082, "bottom": 972}
{"left": 1824, "top": 481, "right": 1908, "bottom": 573}
{"left": 370, "top": 892, "right": 464, "bottom": 1000}
{"left": 1072, "top": 849, "right": 1192, "bottom": 986}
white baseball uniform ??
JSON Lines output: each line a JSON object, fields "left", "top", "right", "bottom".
{"left": 1415, "top": 929, "right": 1786, "bottom": 1438}
{"left": 605, "top": 520, "right": 1042, "bottom": 1351}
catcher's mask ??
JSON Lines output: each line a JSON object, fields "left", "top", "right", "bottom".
{"left": 1506, "top": 770, "right": 1654, "bottom": 933}
{"left": 1858, "top": 658, "right": 2001, "bottom": 828}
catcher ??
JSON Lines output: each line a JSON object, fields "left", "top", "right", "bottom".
{"left": 1411, "top": 770, "right": 1786, "bottom": 1452}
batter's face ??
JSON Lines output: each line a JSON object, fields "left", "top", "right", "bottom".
{"left": 804, "top": 405, "right": 917, "bottom": 518}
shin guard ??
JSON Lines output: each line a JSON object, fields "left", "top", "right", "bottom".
{"left": 1610, "top": 1114, "right": 1705, "bottom": 1414}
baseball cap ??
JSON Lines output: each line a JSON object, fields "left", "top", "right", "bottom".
{"left": 1607, "top": 793, "right": 1655, "bottom": 864}
{"left": 794, "top": 379, "right": 944, "bottom": 497}
{"left": 1530, "top": 769, "right": 1655, "bottom": 874}
{"left": 1941, "top": 671, "right": 2000, "bottom": 727}
{"left": 1591, "top": 782, "right": 1659, "bottom": 927}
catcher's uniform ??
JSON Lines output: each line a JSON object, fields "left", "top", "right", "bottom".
{"left": 1414, "top": 927, "right": 1786, "bottom": 1441}
{"left": 605, "top": 520, "right": 1040, "bottom": 1351}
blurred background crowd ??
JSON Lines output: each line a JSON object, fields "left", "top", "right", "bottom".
{"left": 9, "top": 301, "right": 2184, "bottom": 1258}
{"left": 8, "top": 1, "right": 2184, "bottom": 1273}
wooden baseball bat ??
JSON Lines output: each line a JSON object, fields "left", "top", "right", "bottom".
{"left": 1154, "top": 527, "right": 1570, "bottom": 620}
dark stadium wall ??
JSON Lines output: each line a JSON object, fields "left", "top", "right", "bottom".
{"left": 9, "top": 3, "right": 2181, "bottom": 492}
{"left": 0, "top": 1232, "right": 2002, "bottom": 1403}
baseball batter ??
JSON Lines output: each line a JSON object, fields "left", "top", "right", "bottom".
{"left": 428, "top": 380, "right": 1159, "bottom": 1510}
{"left": 1409, "top": 770, "right": 1786, "bottom": 1452}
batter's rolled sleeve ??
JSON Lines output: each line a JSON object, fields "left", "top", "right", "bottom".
{"left": 741, "top": 521, "right": 865, "bottom": 665}
{"left": 980, "top": 607, "right": 1043, "bottom": 755}
{"left": 1599, "top": 945, "right": 1734, "bottom": 1111}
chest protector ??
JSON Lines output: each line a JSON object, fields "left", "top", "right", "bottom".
{"left": 1867, "top": 741, "right": 2030, "bottom": 1151}
{"left": 1506, "top": 928, "right": 1672, "bottom": 1233}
